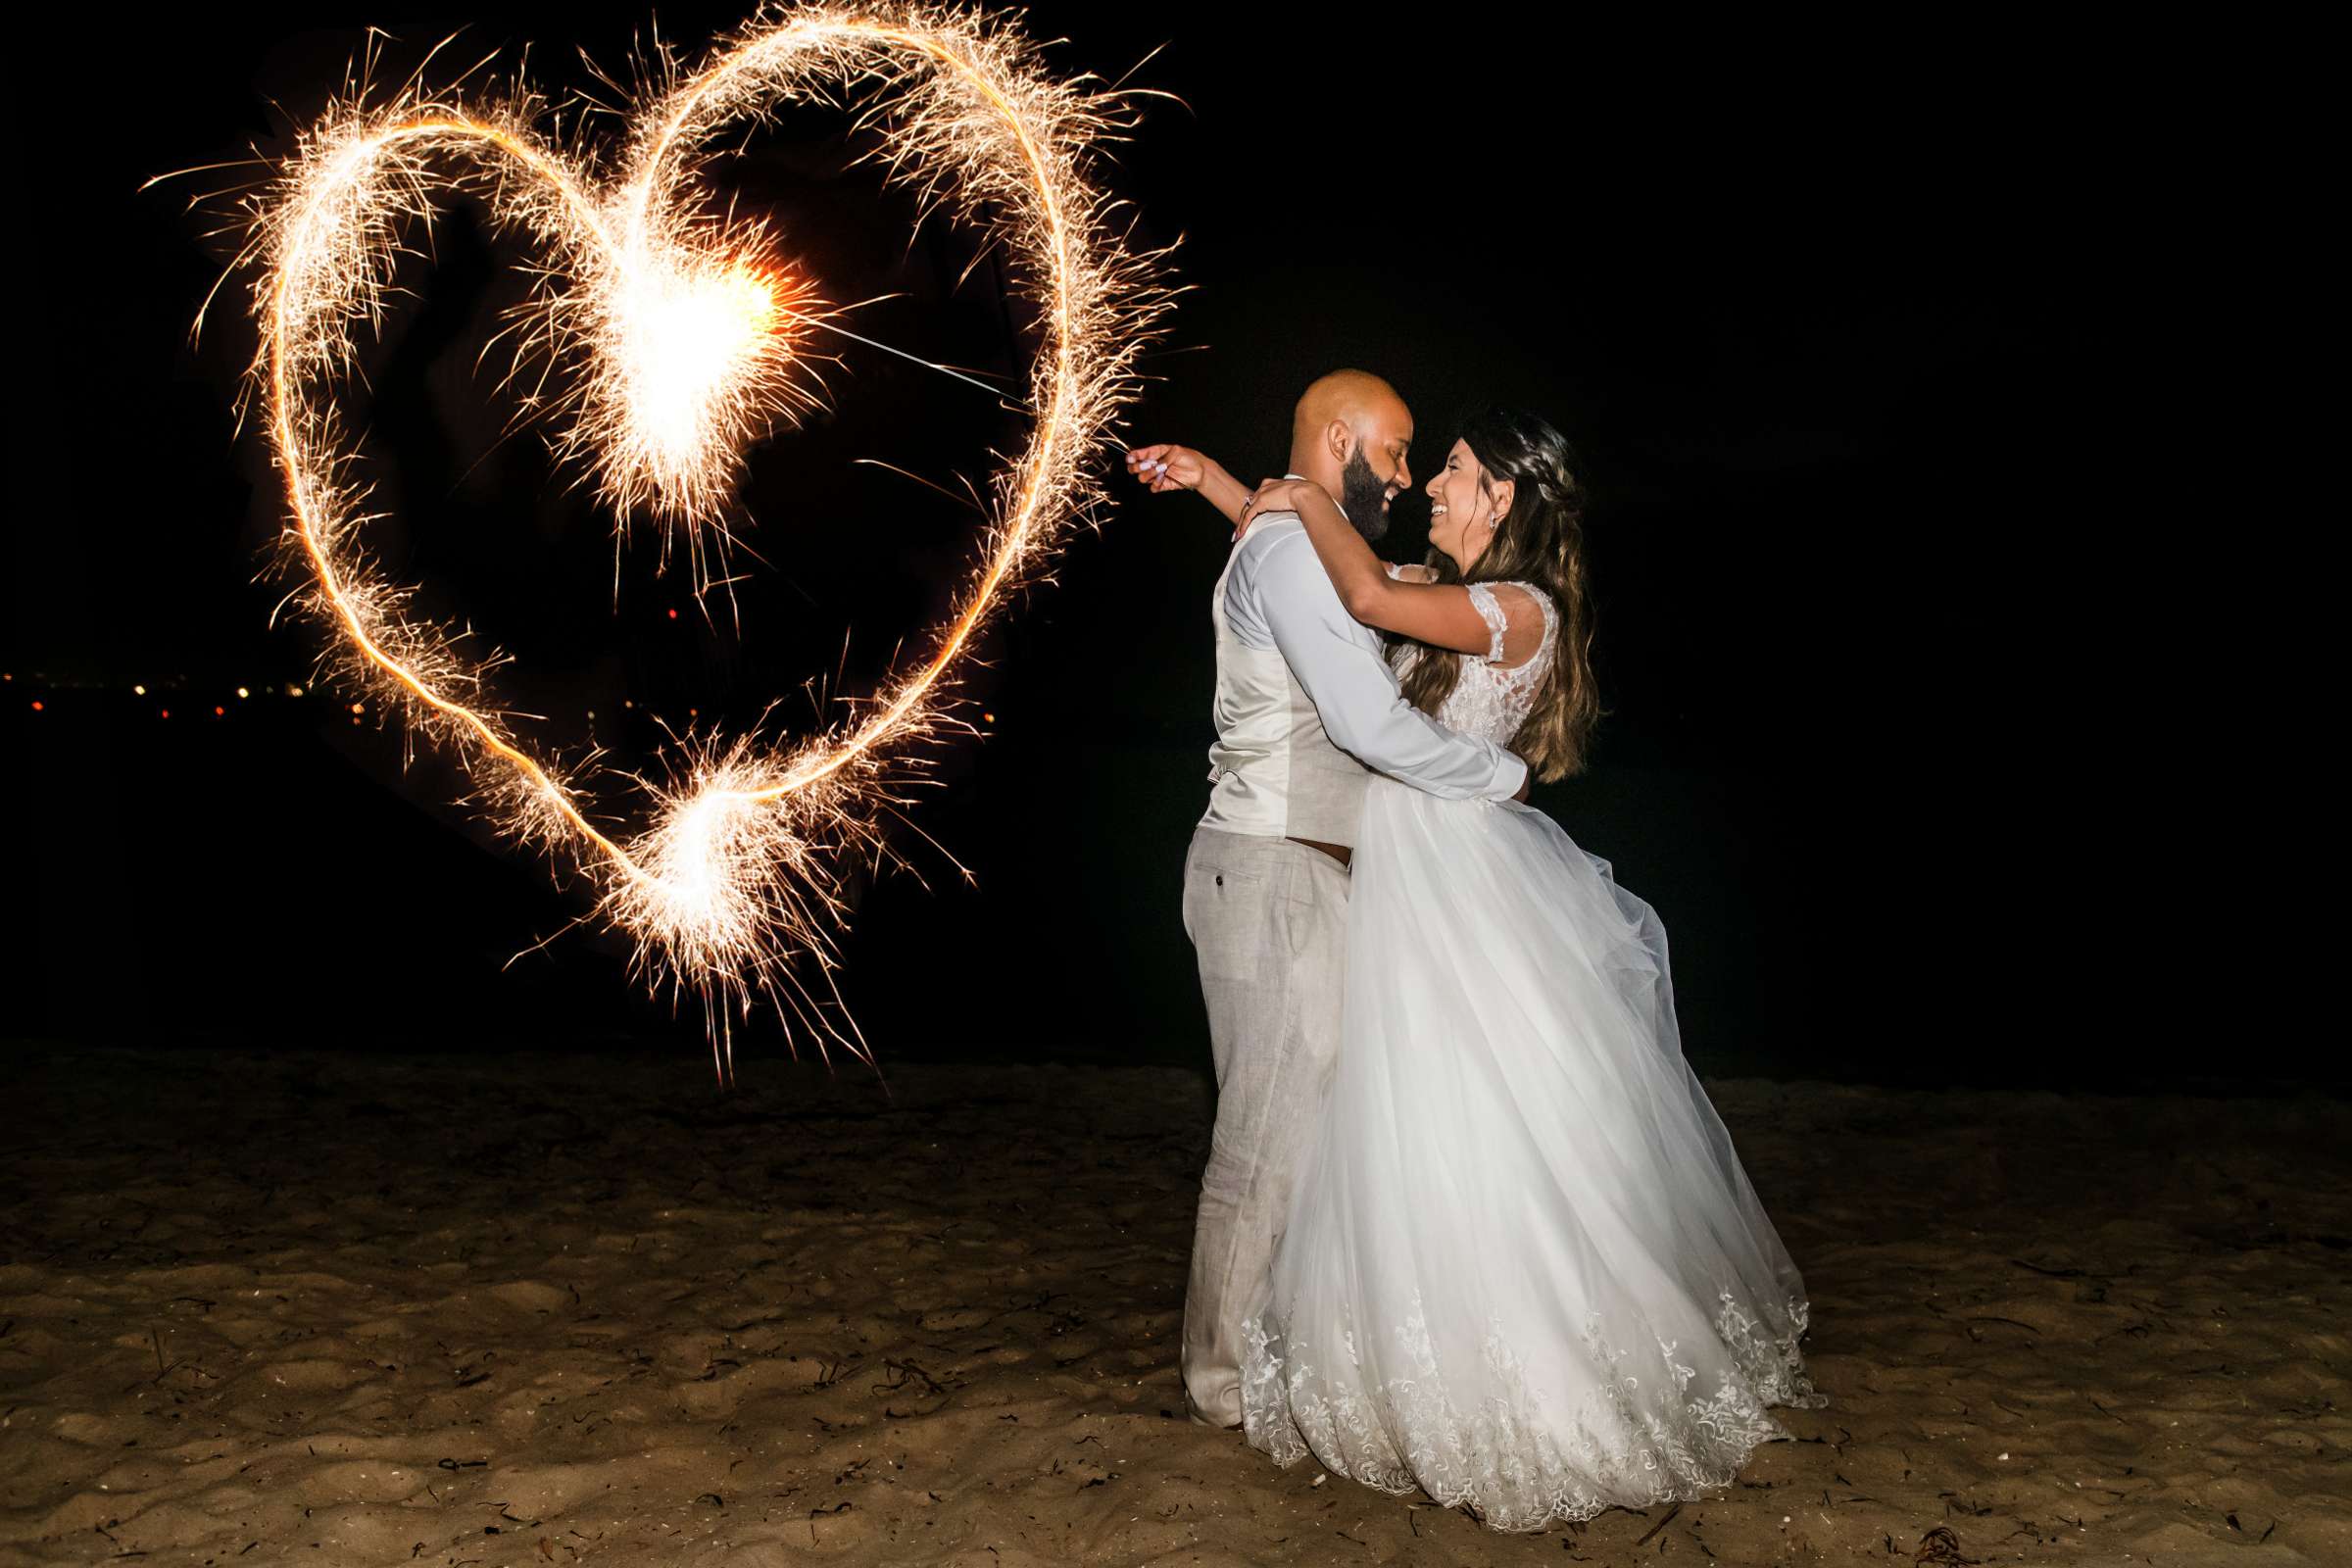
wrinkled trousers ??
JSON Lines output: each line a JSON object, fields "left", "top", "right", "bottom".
{"left": 1179, "top": 826, "right": 1349, "bottom": 1427}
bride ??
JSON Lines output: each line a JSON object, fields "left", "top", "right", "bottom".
{"left": 1143, "top": 406, "right": 1825, "bottom": 1531}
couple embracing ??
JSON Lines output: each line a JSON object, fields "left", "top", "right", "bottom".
{"left": 1127, "top": 370, "right": 1826, "bottom": 1533}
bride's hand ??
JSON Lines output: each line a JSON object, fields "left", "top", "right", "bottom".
{"left": 1125, "top": 443, "right": 1208, "bottom": 494}
{"left": 1235, "top": 476, "right": 1326, "bottom": 538}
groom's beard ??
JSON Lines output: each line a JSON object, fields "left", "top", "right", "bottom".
{"left": 1338, "top": 452, "right": 1393, "bottom": 543}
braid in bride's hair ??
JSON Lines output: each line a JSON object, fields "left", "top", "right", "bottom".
{"left": 1396, "top": 405, "right": 1600, "bottom": 781}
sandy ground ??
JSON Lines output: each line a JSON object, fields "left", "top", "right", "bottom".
{"left": 2, "top": 1044, "right": 2346, "bottom": 1568}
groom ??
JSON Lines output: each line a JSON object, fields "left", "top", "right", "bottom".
{"left": 1133, "top": 369, "right": 1528, "bottom": 1428}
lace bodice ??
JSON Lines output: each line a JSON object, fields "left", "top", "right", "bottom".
{"left": 1393, "top": 581, "right": 1559, "bottom": 744}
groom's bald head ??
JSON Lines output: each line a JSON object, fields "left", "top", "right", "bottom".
{"left": 1289, "top": 369, "right": 1414, "bottom": 541}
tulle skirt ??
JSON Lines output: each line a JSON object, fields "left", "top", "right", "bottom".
{"left": 1240, "top": 780, "right": 1826, "bottom": 1532}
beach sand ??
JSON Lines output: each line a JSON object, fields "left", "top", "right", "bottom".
{"left": 3, "top": 1044, "right": 2345, "bottom": 1567}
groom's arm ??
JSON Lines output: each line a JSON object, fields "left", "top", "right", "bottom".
{"left": 1250, "top": 527, "right": 1528, "bottom": 801}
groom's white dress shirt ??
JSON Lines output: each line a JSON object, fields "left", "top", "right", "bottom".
{"left": 1199, "top": 512, "right": 1526, "bottom": 846}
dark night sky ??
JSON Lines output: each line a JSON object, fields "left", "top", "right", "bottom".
{"left": 8, "top": 5, "right": 2272, "bottom": 1087}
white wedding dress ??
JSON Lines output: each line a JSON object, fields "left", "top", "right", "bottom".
{"left": 1239, "top": 580, "right": 1826, "bottom": 1532}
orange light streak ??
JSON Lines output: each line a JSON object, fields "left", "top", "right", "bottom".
{"left": 216, "top": 4, "right": 1172, "bottom": 1075}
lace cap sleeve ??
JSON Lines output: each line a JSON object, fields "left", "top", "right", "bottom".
{"left": 1471, "top": 582, "right": 1558, "bottom": 670}
{"left": 1463, "top": 583, "right": 1512, "bottom": 663}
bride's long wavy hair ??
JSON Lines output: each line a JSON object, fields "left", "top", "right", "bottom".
{"left": 1397, "top": 405, "right": 1600, "bottom": 781}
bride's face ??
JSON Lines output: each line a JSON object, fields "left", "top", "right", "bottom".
{"left": 1426, "top": 440, "right": 1511, "bottom": 569}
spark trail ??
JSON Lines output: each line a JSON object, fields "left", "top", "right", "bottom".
{"left": 205, "top": 4, "right": 1174, "bottom": 1079}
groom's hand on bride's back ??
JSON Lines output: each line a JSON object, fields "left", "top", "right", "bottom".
{"left": 1125, "top": 443, "right": 1205, "bottom": 493}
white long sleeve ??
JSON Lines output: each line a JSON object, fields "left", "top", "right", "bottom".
{"left": 1234, "top": 521, "right": 1526, "bottom": 802}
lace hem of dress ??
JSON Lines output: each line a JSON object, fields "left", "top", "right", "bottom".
{"left": 1239, "top": 1289, "right": 1827, "bottom": 1534}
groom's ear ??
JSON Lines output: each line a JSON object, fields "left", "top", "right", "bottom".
{"left": 1323, "top": 418, "right": 1357, "bottom": 466}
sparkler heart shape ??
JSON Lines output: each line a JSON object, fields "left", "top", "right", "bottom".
{"left": 228, "top": 4, "right": 1169, "bottom": 1069}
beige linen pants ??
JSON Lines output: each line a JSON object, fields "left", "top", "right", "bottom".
{"left": 1179, "top": 826, "right": 1349, "bottom": 1427}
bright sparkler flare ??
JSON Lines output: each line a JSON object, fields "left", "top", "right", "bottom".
{"left": 196, "top": 3, "right": 1174, "bottom": 1079}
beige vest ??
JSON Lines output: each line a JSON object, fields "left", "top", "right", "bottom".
{"left": 1198, "top": 540, "right": 1370, "bottom": 846}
